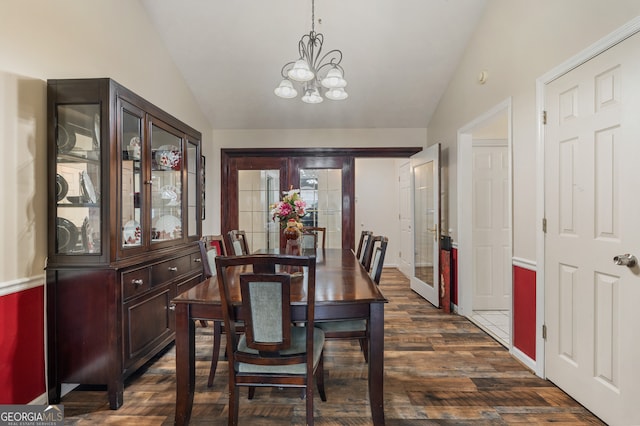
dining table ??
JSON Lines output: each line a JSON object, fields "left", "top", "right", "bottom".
{"left": 172, "top": 247, "right": 388, "bottom": 425}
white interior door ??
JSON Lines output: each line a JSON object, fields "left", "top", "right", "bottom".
{"left": 544, "top": 31, "right": 640, "bottom": 426}
{"left": 398, "top": 161, "right": 413, "bottom": 278}
{"left": 410, "top": 144, "right": 440, "bottom": 307}
{"left": 472, "top": 141, "right": 510, "bottom": 310}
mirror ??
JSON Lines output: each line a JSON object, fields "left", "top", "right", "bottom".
{"left": 238, "top": 169, "right": 280, "bottom": 250}
{"left": 413, "top": 161, "right": 436, "bottom": 288}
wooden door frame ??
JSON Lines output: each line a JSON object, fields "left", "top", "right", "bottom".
{"left": 221, "top": 147, "right": 421, "bottom": 250}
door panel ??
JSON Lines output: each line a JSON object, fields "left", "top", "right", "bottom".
{"left": 410, "top": 144, "right": 440, "bottom": 307}
{"left": 472, "top": 144, "right": 510, "bottom": 309}
{"left": 544, "top": 31, "right": 640, "bottom": 425}
{"left": 292, "top": 157, "right": 354, "bottom": 250}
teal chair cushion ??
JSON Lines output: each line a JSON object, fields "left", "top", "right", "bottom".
{"left": 236, "top": 326, "right": 325, "bottom": 374}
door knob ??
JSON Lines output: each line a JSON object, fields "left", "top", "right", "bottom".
{"left": 613, "top": 254, "right": 637, "bottom": 267}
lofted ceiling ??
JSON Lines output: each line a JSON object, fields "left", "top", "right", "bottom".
{"left": 140, "top": 0, "right": 486, "bottom": 130}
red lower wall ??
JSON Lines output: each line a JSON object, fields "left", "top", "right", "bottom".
{"left": 513, "top": 266, "right": 536, "bottom": 360}
{"left": 0, "top": 286, "right": 45, "bottom": 404}
{"left": 451, "top": 248, "right": 458, "bottom": 306}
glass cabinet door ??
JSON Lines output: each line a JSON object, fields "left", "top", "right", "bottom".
{"left": 150, "top": 122, "right": 183, "bottom": 243}
{"left": 120, "top": 103, "right": 144, "bottom": 248}
{"left": 55, "top": 104, "right": 101, "bottom": 255}
{"left": 186, "top": 139, "right": 200, "bottom": 238}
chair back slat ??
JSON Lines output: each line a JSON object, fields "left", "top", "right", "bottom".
{"left": 368, "top": 237, "right": 388, "bottom": 284}
{"left": 199, "top": 235, "right": 227, "bottom": 278}
{"left": 227, "top": 230, "right": 250, "bottom": 255}
{"left": 357, "top": 231, "right": 373, "bottom": 265}
{"left": 300, "top": 230, "right": 318, "bottom": 249}
{"left": 302, "top": 227, "right": 326, "bottom": 249}
{"left": 240, "top": 274, "right": 291, "bottom": 353}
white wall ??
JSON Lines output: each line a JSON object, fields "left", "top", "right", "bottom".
{"left": 427, "top": 0, "right": 640, "bottom": 261}
{"left": 0, "top": 0, "right": 211, "bottom": 285}
{"left": 354, "top": 158, "right": 401, "bottom": 267}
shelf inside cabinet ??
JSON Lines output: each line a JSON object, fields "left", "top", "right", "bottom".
{"left": 57, "top": 150, "right": 100, "bottom": 164}
{"left": 57, "top": 202, "right": 99, "bottom": 208}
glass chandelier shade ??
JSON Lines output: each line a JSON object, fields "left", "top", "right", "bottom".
{"left": 321, "top": 67, "right": 347, "bottom": 89}
{"left": 288, "top": 59, "right": 315, "bottom": 82}
{"left": 301, "top": 84, "right": 324, "bottom": 104}
{"left": 275, "top": 0, "right": 348, "bottom": 103}
{"left": 274, "top": 79, "right": 298, "bottom": 98}
{"left": 325, "top": 87, "right": 348, "bottom": 100}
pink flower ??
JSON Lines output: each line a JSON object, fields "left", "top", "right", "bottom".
{"left": 270, "top": 187, "right": 307, "bottom": 225}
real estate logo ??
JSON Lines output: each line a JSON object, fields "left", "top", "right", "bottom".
{"left": 0, "top": 405, "right": 63, "bottom": 426}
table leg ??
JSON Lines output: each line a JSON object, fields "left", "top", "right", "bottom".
{"left": 174, "top": 303, "right": 195, "bottom": 426}
{"left": 369, "top": 302, "right": 385, "bottom": 425}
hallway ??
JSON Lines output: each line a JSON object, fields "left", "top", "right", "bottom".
{"left": 470, "top": 310, "right": 510, "bottom": 348}
{"left": 59, "top": 268, "right": 603, "bottom": 425}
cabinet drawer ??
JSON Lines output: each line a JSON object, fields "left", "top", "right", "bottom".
{"left": 151, "top": 255, "right": 191, "bottom": 285}
{"left": 122, "top": 267, "right": 151, "bottom": 300}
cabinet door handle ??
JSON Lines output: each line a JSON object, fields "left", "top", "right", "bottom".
{"left": 144, "top": 180, "right": 153, "bottom": 185}
{"left": 168, "top": 266, "right": 178, "bottom": 272}
{"left": 168, "top": 304, "right": 176, "bottom": 311}
{"left": 132, "top": 279, "right": 144, "bottom": 287}
{"left": 194, "top": 258, "right": 202, "bottom": 263}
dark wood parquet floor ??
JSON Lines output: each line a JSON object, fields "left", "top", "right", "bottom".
{"left": 60, "top": 268, "right": 605, "bottom": 425}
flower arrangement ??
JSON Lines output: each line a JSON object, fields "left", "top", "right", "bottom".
{"left": 270, "top": 187, "right": 307, "bottom": 228}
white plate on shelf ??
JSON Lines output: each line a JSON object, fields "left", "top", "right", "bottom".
{"left": 159, "top": 185, "right": 178, "bottom": 200}
{"left": 155, "top": 145, "right": 181, "bottom": 170}
{"left": 123, "top": 220, "right": 141, "bottom": 245}
{"left": 152, "top": 215, "right": 181, "bottom": 239}
{"left": 80, "top": 170, "right": 97, "bottom": 203}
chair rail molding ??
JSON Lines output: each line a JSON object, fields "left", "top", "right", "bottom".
{"left": 0, "top": 274, "right": 44, "bottom": 297}
{"left": 512, "top": 257, "right": 536, "bottom": 271}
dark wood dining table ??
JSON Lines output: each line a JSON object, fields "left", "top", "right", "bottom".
{"left": 172, "top": 248, "right": 388, "bottom": 425}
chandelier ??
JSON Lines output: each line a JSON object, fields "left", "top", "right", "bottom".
{"left": 274, "top": 0, "right": 348, "bottom": 103}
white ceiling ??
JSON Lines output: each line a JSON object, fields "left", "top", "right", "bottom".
{"left": 140, "top": 0, "right": 486, "bottom": 130}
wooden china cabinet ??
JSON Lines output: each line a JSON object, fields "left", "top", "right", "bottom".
{"left": 46, "top": 78, "right": 203, "bottom": 409}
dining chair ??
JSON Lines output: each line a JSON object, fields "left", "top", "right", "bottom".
{"left": 198, "top": 237, "right": 240, "bottom": 388}
{"left": 362, "top": 235, "right": 387, "bottom": 272}
{"left": 200, "top": 235, "right": 227, "bottom": 276}
{"left": 316, "top": 236, "right": 388, "bottom": 362}
{"left": 227, "top": 230, "right": 250, "bottom": 255}
{"left": 300, "top": 231, "right": 317, "bottom": 250}
{"left": 368, "top": 237, "right": 389, "bottom": 285}
{"left": 215, "top": 254, "right": 326, "bottom": 426}
{"left": 355, "top": 230, "right": 373, "bottom": 267}
{"left": 301, "top": 226, "right": 326, "bottom": 249}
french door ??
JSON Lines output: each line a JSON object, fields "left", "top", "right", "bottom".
{"left": 221, "top": 153, "right": 354, "bottom": 250}
{"left": 410, "top": 144, "right": 440, "bottom": 307}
